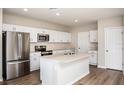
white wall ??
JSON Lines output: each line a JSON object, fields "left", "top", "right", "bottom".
{"left": 98, "top": 16, "right": 123, "bottom": 67}
{"left": 123, "top": 16, "right": 124, "bottom": 73}
{"left": 0, "top": 8, "right": 2, "bottom": 81}
{"left": 70, "top": 23, "right": 97, "bottom": 48}
{"left": 3, "top": 12, "right": 70, "bottom": 32}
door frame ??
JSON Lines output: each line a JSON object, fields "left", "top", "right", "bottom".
{"left": 104, "top": 27, "right": 123, "bottom": 71}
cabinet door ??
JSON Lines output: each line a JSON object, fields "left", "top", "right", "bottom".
{"left": 64, "top": 32, "right": 71, "bottom": 42}
{"left": 48, "top": 30, "right": 55, "bottom": 42}
{"left": 54, "top": 31, "right": 61, "bottom": 42}
{"left": 89, "top": 54, "right": 97, "bottom": 65}
{"left": 90, "top": 31, "right": 98, "bottom": 42}
{"left": 13, "top": 25, "right": 25, "bottom": 32}
{"left": 30, "top": 53, "right": 40, "bottom": 71}
{"left": 61, "top": 32, "right": 71, "bottom": 42}
{"left": 62, "top": 32, "right": 67, "bottom": 42}
{"left": 2, "top": 24, "right": 14, "bottom": 31}
{"left": 30, "top": 32, "right": 37, "bottom": 42}
{"left": 59, "top": 32, "right": 64, "bottom": 42}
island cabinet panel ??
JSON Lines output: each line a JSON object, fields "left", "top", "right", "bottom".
{"left": 40, "top": 53, "right": 89, "bottom": 85}
{"left": 56, "top": 59, "right": 89, "bottom": 85}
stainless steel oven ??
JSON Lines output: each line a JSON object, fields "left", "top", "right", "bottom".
{"left": 37, "top": 34, "right": 49, "bottom": 42}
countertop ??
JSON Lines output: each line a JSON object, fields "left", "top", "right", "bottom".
{"left": 40, "top": 53, "right": 89, "bottom": 63}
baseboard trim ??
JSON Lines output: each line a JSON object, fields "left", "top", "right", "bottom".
{"left": 98, "top": 65, "right": 106, "bottom": 69}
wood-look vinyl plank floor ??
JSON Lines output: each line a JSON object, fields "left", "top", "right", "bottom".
{"left": 0, "top": 66, "right": 124, "bottom": 85}
{"left": 74, "top": 66, "right": 124, "bottom": 85}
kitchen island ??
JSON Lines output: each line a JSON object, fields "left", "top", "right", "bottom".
{"left": 40, "top": 53, "right": 89, "bottom": 85}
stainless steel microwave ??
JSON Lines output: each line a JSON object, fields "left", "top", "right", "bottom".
{"left": 37, "top": 34, "right": 49, "bottom": 42}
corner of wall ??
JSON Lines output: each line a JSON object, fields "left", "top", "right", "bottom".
{"left": 0, "top": 8, "right": 3, "bottom": 81}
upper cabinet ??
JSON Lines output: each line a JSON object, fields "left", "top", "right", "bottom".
{"left": 3, "top": 24, "right": 14, "bottom": 31}
{"left": 89, "top": 30, "right": 98, "bottom": 42}
{"left": 27, "top": 27, "right": 44, "bottom": 43}
{"left": 46, "top": 29, "right": 71, "bottom": 43}
{"left": 3, "top": 24, "right": 26, "bottom": 32}
{"left": 2, "top": 24, "right": 71, "bottom": 43}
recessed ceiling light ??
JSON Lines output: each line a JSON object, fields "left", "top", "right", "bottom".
{"left": 49, "top": 8, "right": 58, "bottom": 10}
{"left": 74, "top": 19, "right": 78, "bottom": 22}
{"left": 56, "top": 12, "right": 60, "bottom": 16}
{"left": 24, "top": 8, "right": 28, "bottom": 12}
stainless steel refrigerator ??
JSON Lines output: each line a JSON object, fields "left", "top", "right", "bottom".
{"left": 2, "top": 31, "right": 30, "bottom": 80}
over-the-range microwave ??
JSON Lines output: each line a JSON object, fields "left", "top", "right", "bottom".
{"left": 37, "top": 33, "right": 49, "bottom": 42}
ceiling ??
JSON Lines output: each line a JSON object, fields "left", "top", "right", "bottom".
{"left": 3, "top": 8, "right": 124, "bottom": 27}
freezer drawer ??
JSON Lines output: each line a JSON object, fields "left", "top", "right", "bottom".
{"left": 7, "top": 61, "right": 30, "bottom": 80}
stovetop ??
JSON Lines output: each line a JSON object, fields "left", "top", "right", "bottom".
{"left": 35, "top": 45, "right": 53, "bottom": 56}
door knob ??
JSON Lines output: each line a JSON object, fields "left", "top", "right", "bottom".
{"left": 106, "top": 50, "right": 108, "bottom": 52}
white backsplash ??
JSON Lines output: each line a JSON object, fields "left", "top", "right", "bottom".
{"left": 89, "top": 42, "right": 98, "bottom": 50}
{"left": 30, "top": 42, "right": 74, "bottom": 52}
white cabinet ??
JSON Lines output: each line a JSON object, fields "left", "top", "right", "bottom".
{"left": 88, "top": 51, "right": 97, "bottom": 65}
{"left": 30, "top": 52, "right": 41, "bottom": 72}
{"left": 13, "top": 25, "right": 25, "bottom": 32}
{"left": 64, "top": 32, "right": 71, "bottom": 42}
{"left": 48, "top": 30, "right": 55, "bottom": 42}
{"left": 48, "top": 30, "right": 71, "bottom": 43}
{"left": 58, "top": 32, "right": 71, "bottom": 42}
{"left": 3, "top": 24, "right": 27, "bottom": 32}
{"left": 89, "top": 30, "right": 98, "bottom": 42}
{"left": 30, "top": 32, "right": 37, "bottom": 42}
{"left": 3, "top": 24, "right": 14, "bottom": 31}
{"left": 28, "top": 28, "right": 38, "bottom": 42}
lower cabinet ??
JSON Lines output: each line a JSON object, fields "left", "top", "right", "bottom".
{"left": 89, "top": 52, "right": 97, "bottom": 65}
{"left": 30, "top": 52, "right": 41, "bottom": 72}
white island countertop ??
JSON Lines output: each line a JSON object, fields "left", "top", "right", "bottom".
{"left": 40, "top": 53, "right": 89, "bottom": 63}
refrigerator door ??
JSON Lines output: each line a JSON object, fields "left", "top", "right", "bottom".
{"left": 6, "top": 32, "right": 30, "bottom": 61}
{"left": 17, "top": 33, "right": 30, "bottom": 60}
{"left": 6, "top": 32, "right": 18, "bottom": 61}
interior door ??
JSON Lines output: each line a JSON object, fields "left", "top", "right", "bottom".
{"left": 78, "top": 32, "right": 89, "bottom": 53}
{"left": 105, "top": 28, "right": 122, "bottom": 70}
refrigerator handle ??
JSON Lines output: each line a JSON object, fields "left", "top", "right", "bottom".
{"left": 17, "top": 33, "right": 22, "bottom": 59}
{"left": 20, "top": 34, "right": 22, "bottom": 59}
